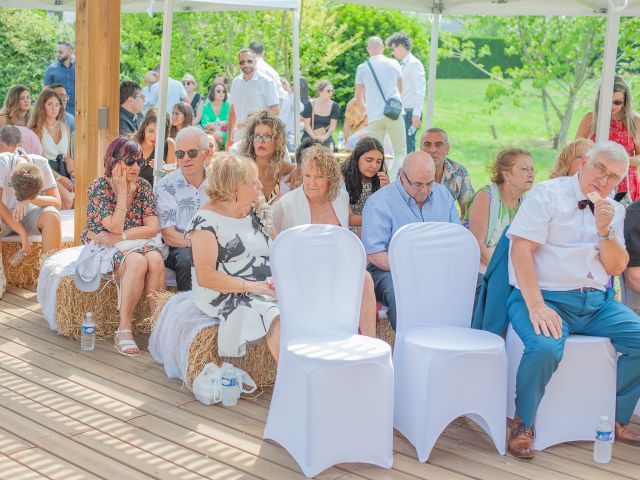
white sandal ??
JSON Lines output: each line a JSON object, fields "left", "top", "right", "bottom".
{"left": 114, "top": 329, "right": 141, "bottom": 357}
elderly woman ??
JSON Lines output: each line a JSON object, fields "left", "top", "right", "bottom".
{"left": 81, "top": 136, "right": 165, "bottom": 357}
{"left": 239, "top": 111, "right": 295, "bottom": 203}
{"left": 272, "top": 144, "right": 377, "bottom": 336}
{"left": 550, "top": 138, "right": 594, "bottom": 179}
{"left": 185, "top": 153, "right": 280, "bottom": 360}
{"left": 465, "top": 148, "right": 535, "bottom": 274}
{"left": 181, "top": 73, "right": 202, "bottom": 116}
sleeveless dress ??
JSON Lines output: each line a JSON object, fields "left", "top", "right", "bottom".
{"left": 42, "top": 125, "right": 70, "bottom": 176}
{"left": 591, "top": 119, "right": 638, "bottom": 201}
{"left": 348, "top": 181, "right": 373, "bottom": 234}
{"left": 185, "top": 209, "right": 278, "bottom": 357}
{"left": 200, "top": 101, "right": 230, "bottom": 145}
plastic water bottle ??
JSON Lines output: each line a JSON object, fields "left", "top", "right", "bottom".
{"left": 593, "top": 415, "right": 613, "bottom": 463}
{"left": 80, "top": 312, "right": 96, "bottom": 351}
{"left": 9, "top": 249, "right": 27, "bottom": 267}
{"left": 338, "top": 132, "right": 345, "bottom": 150}
{"left": 215, "top": 118, "right": 221, "bottom": 132}
{"left": 407, "top": 125, "right": 417, "bottom": 136}
{"left": 220, "top": 363, "right": 240, "bottom": 407}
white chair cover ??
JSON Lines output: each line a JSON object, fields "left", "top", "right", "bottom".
{"left": 506, "top": 324, "right": 617, "bottom": 450}
{"left": 389, "top": 222, "right": 507, "bottom": 462}
{"left": 264, "top": 225, "right": 393, "bottom": 477}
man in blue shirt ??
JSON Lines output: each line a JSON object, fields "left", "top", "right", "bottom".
{"left": 44, "top": 41, "right": 75, "bottom": 115}
{"left": 362, "top": 151, "right": 459, "bottom": 329}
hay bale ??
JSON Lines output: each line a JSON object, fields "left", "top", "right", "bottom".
{"left": 55, "top": 276, "right": 152, "bottom": 340}
{"left": 2, "top": 241, "right": 75, "bottom": 288}
{"left": 376, "top": 318, "right": 395, "bottom": 347}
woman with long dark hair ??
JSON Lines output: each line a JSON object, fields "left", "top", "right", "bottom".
{"left": 0, "top": 85, "right": 31, "bottom": 127}
{"left": 168, "top": 102, "right": 194, "bottom": 139}
{"left": 133, "top": 108, "right": 176, "bottom": 186}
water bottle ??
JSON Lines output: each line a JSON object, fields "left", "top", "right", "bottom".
{"left": 407, "top": 125, "right": 417, "bottom": 136}
{"left": 9, "top": 249, "right": 28, "bottom": 267}
{"left": 338, "top": 132, "right": 345, "bottom": 150}
{"left": 214, "top": 118, "right": 221, "bottom": 132}
{"left": 80, "top": 312, "right": 96, "bottom": 351}
{"left": 220, "top": 362, "right": 240, "bottom": 407}
{"left": 593, "top": 415, "right": 613, "bottom": 463}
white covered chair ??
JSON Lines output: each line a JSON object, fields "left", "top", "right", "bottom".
{"left": 506, "top": 324, "right": 617, "bottom": 450}
{"left": 264, "top": 225, "right": 393, "bottom": 478}
{"left": 389, "top": 222, "right": 506, "bottom": 462}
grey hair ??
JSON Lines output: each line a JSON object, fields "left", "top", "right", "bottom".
{"left": 423, "top": 127, "right": 449, "bottom": 144}
{"left": 0, "top": 125, "right": 22, "bottom": 147}
{"left": 175, "top": 126, "right": 209, "bottom": 150}
{"left": 586, "top": 141, "right": 630, "bottom": 169}
{"left": 368, "top": 37, "right": 384, "bottom": 49}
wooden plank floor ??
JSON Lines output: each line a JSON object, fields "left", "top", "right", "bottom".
{"left": 0, "top": 285, "right": 638, "bottom": 480}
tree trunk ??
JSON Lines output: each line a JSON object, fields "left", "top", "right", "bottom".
{"left": 557, "top": 90, "right": 578, "bottom": 147}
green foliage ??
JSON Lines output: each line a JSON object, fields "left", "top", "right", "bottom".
{"left": 437, "top": 37, "right": 522, "bottom": 79}
{"left": 0, "top": 9, "right": 61, "bottom": 106}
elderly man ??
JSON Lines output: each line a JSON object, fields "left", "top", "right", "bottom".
{"left": 420, "top": 128, "right": 474, "bottom": 217}
{"left": 355, "top": 37, "right": 407, "bottom": 179}
{"left": 362, "top": 151, "right": 459, "bottom": 330}
{"left": 0, "top": 126, "right": 61, "bottom": 253}
{"left": 156, "top": 126, "right": 210, "bottom": 292}
{"left": 226, "top": 49, "right": 280, "bottom": 150}
{"left": 507, "top": 141, "right": 640, "bottom": 458}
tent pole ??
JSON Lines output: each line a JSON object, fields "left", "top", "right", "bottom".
{"left": 153, "top": 0, "right": 174, "bottom": 187}
{"left": 595, "top": 0, "right": 627, "bottom": 143}
{"left": 424, "top": 12, "right": 440, "bottom": 129}
{"left": 292, "top": 4, "right": 301, "bottom": 148}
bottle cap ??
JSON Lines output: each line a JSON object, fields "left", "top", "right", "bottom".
{"left": 601, "top": 415, "right": 609, "bottom": 421}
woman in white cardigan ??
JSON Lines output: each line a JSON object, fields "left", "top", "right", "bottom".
{"left": 273, "top": 144, "right": 376, "bottom": 336}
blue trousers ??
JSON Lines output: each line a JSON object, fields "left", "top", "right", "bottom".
{"left": 404, "top": 109, "right": 418, "bottom": 154}
{"left": 508, "top": 288, "right": 640, "bottom": 427}
{"left": 367, "top": 264, "right": 396, "bottom": 330}
{"left": 164, "top": 247, "right": 193, "bottom": 292}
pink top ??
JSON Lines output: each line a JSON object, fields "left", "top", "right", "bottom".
{"left": 17, "top": 126, "right": 44, "bottom": 156}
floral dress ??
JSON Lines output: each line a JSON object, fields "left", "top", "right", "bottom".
{"left": 349, "top": 181, "right": 373, "bottom": 234}
{"left": 81, "top": 176, "right": 157, "bottom": 270}
{"left": 592, "top": 119, "right": 638, "bottom": 201}
{"left": 185, "top": 208, "right": 279, "bottom": 357}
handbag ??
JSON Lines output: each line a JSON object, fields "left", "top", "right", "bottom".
{"left": 367, "top": 60, "right": 403, "bottom": 121}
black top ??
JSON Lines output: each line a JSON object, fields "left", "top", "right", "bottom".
{"left": 301, "top": 100, "right": 341, "bottom": 147}
{"left": 119, "top": 107, "right": 143, "bottom": 136}
{"left": 139, "top": 142, "right": 169, "bottom": 186}
{"left": 190, "top": 93, "right": 202, "bottom": 113}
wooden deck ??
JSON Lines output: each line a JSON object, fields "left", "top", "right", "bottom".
{"left": 0, "top": 285, "right": 638, "bottom": 480}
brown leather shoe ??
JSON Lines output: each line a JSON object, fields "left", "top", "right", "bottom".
{"left": 615, "top": 421, "right": 640, "bottom": 446}
{"left": 508, "top": 422, "right": 536, "bottom": 459}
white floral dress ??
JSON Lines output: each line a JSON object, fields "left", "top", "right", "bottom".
{"left": 185, "top": 209, "right": 278, "bottom": 357}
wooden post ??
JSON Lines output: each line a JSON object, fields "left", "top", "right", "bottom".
{"left": 74, "top": 0, "right": 121, "bottom": 243}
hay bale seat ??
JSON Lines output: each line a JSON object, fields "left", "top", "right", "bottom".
{"left": 1, "top": 209, "right": 75, "bottom": 288}
{"left": 149, "top": 291, "right": 397, "bottom": 390}
{"left": 37, "top": 245, "right": 178, "bottom": 340}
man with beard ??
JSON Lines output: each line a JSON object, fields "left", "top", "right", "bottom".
{"left": 226, "top": 49, "right": 279, "bottom": 150}
{"left": 44, "top": 41, "right": 75, "bottom": 115}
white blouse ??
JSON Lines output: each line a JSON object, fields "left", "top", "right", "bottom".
{"left": 272, "top": 186, "right": 350, "bottom": 234}
{"left": 42, "top": 124, "right": 69, "bottom": 161}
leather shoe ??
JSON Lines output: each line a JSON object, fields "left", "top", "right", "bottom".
{"left": 508, "top": 421, "right": 535, "bottom": 459}
{"left": 615, "top": 421, "right": 640, "bottom": 445}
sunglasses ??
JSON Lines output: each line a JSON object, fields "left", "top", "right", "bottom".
{"left": 214, "top": 89, "right": 225, "bottom": 94}
{"left": 119, "top": 156, "right": 144, "bottom": 167}
{"left": 612, "top": 100, "right": 624, "bottom": 106}
{"left": 175, "top": 148, "right": 207, "bottom": 159}
{"left": 239, "top": 59, "right": 254, "bottom": 65}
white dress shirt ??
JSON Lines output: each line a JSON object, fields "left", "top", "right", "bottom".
{"left": 256, "top": 57, "right": 286, "bottom": 101}
{"left": 355, "top": 54, "right": 402, "bottom": 123}
{"left": 507, "top": 174, "right": 626, "bottom": 291}
{"left": 229, "top": 71, "right": 279, "bottom": 139}
{"left": 400, "top": 52, "right": 426, "bottom": 114}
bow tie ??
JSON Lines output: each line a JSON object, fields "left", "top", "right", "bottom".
{"left": 578, "top": 199, "right": 595, "bottom": 213}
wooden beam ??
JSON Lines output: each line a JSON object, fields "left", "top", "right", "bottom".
{"left": 74, "top": 0, "right": 121, "bottom": 244}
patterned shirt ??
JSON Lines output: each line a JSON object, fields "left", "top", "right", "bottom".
{"left": 155, "top": 168, "right": 208, "bottom": 232}
{"left": 441, "top": 158, "right": 474, "bottom": 213}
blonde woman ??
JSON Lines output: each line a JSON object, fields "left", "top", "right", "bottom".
{"left": 550, "top": 138, "right": 594, "bottom": 179}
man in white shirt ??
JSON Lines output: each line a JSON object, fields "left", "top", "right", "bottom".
{"left": 355, "top": 37, "right": 407, "bottom": 180}
{"left": 0, "top": 126, "right": 61, "bottom": 254}
{"left": 226, "top": 49, "right": 280, "bottom": 150}
{"left": 156, "top": 127, "right": 210, "bottom": 292}
{"left": 249, "top": 41, "right": 287, "bottom": 104}
{"left": 386, "top": 32, "right": 426, "bottom": 154}
{"left": 506, "top": 141, "right": 640, "bottom": 458}
{"left": 147, "top": 64, "right": 188, "bottom": 113}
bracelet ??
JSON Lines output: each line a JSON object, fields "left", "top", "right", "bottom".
{"left": 241, "top": 279, "right": 247, "bottom": 295}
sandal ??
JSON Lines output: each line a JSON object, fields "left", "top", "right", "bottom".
{"left": 114, "top": 329, "right": 141, "bottom": 357}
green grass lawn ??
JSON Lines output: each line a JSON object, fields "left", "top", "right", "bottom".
{"left": 415, "top": 79, "right": 592, "bottom": 188}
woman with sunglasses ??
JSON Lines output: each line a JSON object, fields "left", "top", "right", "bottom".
{"left": 301, "top": 80, "right": 341, "bottom": 150}
{"left": 199, "top": 82, "right": 230, "bottom": 150}
{"left": 576, "top": 76, "right": 640, "bottom": 201}
{"left": 0, "top": 85, "right": 31, "bottom": 127}
{"left": 168, "top": 103, "right": 194, "bottom": 140}
{"left": 181, "top": 74, "right": 202, "bottom": 117}
{"left": 29, "top": 88, "right": 75, "bottom": 209}
{"left": 133, "top": 108, "right": 176, "bottom": 186}
{"left": 239, "top": 111, "right": 295, "bottom": 204}
{"left": 81, "top": 136, "right": 165, "bottom": 357}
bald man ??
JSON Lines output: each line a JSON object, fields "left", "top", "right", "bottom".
{"left": 355, "top": 37, "right": 407, "bottom": 179}
{"left": 362, "top": 151, "right": 459, "bottom": 329}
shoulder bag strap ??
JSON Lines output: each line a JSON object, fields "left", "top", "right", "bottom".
{"left": 367, "top": 61, "right": 387, "bottom": 103}
{"left": 310, "top": 99, "right": 316, "bottom": 132}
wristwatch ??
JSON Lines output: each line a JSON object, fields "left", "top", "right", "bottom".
{"left": 598, "top": 227, "right": 616, "bottom": 241}
{"left": 121, "top": 231, "right": 127, "bottom": 241}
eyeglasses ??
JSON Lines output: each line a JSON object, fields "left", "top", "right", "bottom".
{"left": 175, "top": 148, "right": 207, "bottom": 159}
{"left": 402, "top": 170, "right": 433, "bottom": 191}
{"left": 239, "top": 59, "right": 254, "bottom": 65}
{"left": 612, "top": 100, "right": 625, "bottom": 106}
{"left": 135, "top": 93, "right": 145, "bottom": 100}
{"left": 591, "top": 160, "right": 623, "bottom": 185}
{"left": 119, "top": 156, "right": 144, "bottom": 167}
{"left": 252, "top": 134, "right": 273, "bottom": 143}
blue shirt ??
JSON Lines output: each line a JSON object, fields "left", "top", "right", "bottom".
{"left": 44, "top": 60, "right": 75, "bottom": 115}
{"left": 362, "top": 177, "right": 459, "bottom": 254}
{"left": 147, "top": 77, "right": 188, "bottom": 112}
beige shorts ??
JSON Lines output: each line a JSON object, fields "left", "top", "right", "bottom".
{"left": 0, "top": 206, "right": 60, "bottom": 237}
